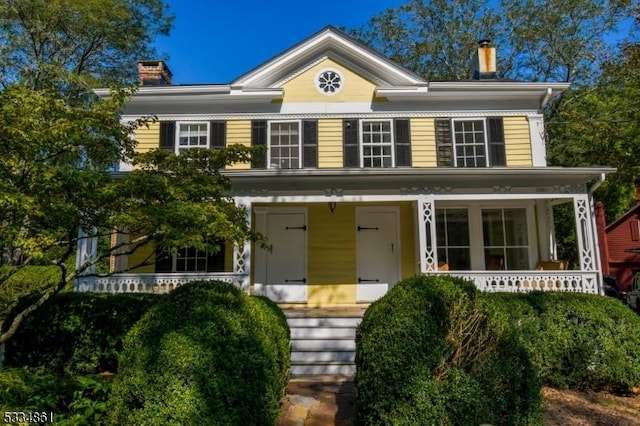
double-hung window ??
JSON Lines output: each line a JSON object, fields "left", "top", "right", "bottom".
{"left": 361, "top": 120, "right": 393, "bottom": 168}
{"left": 482, "top": 208, "right": 529, "bottom": 270}
{"left": 436, "top": 117, "right": 505, "bottom": 167}
{"left": 155, "top": 244, "right": 225, "bottom": 273}
{"left": 177, "top": 122, "right": 209, "bottom": 153}
{"left": 269, "top": 121, "right": 301, "bottom": 169}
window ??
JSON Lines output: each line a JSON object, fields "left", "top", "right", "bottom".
{"left": 482, "top": 208, "right": 529, "bottom": 270}
{"left": 177, "top": 122, "right": 209, "bottom": 153}
{"left": 361, "top": 120, "right": 393, "bottom": 168}
{"left": 436, "top": 209, "right": 471, "bottom": 270}
{"left": 269, "top": 121, "right": 301, "bottom": 169}
{"left": 155, "top": 244, "right": 225, "bottom": 273}
{"left": 453, "top": 119, "right": 487, "bottom": 167}
{"left": 435, "top": 117, "right": 505, "bottom": 167}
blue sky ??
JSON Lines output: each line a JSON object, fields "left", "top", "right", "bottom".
{"left": 152, "top": 0, "right": 405, "bottom": 84}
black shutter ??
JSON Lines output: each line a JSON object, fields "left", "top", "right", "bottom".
{"left": 435, "top": 118, "right": 453, "bottom": 167}
{"left": 159, "top": 121, "right": 176, "bottom": 152}
{"left": 343, "top": 119, "right": 359, "bottom": 167}
{"left": 251, "top": 120, "right": 267, "bottom": 168}
{"left": 394, "top": 119, "right": 411, "bottom": 167}
{"left": 210, "top": 121, "right": 226, "bottom": 149}
{"left": 302, "top": 120, "right": 318, "bottom": 168}
{"left": 155, "top": 248, "right": 173, "bottom": 273}
{"left": 487, "top": 117, "right": 506, "bottom": 166}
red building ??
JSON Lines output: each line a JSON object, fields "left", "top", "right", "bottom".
{"left": 596, "top": 186, "right": 640, "bottom": 290}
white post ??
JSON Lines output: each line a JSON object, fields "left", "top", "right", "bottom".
{"left": 75, "top": 228, "right": 98, "bottom": 275}
{"left": 573, "top": 194, "right": 597, "bottom": 272}
{"left": 417, "top": 196, "right": 437, "bottom": 272}
{"left": 233, "top": 199, "right": 252, "bottom": 293}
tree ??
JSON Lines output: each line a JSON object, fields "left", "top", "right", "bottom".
{"left": 0, "top": 84, "right": 259, "bottom": 343}
{"left": 350, "top": 0, "right": 638, "bottom": 83}
{"left": 0, "top": 0, "right": 174, "bottom": 90}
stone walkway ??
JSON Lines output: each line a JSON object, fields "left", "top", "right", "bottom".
{"left": 277, "top": 376, "right": 355, "bottom": 426}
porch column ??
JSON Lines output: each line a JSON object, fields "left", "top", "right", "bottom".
{"left": 573, "top": 194, "right": 597, "bottom": 271}
{"left": 233, "top": 199, "right": 252, "bottom": 293}
{"left": 536, "top": 200, "right": 557, "bottom": 261}
{"left": 417, "top": 196, "right": 437, "bottom": 273}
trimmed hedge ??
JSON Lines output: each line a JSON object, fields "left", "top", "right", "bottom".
{"left": 108, "top": 280, "right": 290, "bottom": 426}
{"left": 3, "top": 292, "right": 159, "bottom": 375}
{"left": 0, "top": 266, "right": 61, "bottom": 322}
{"left": 355, "top": 275, "right": 541, "bottom": 426}
{"left": 489, "top": 291, "right": 640, "bottom": 392}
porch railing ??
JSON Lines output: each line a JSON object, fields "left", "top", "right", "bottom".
{"left": 427, "top": 271, "right": 599, "bottom": 294}
{"left": 74, "top": 272, "right": 249, "bottom": 294}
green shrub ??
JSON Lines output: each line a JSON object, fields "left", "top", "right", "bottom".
{"left": 0, "top": 266, "right": 61, "bottom": 323}
{"left": 3, "top": 292, "right": 159, "bottom": 375}
{"left": 355, "top": 275, "right": 541, "bottom": 426}
{"left": 109, "top": 280, "right": 290, "bottom": 426}
{"left": 489, "top": 291, "right": 640, "bottom": 392}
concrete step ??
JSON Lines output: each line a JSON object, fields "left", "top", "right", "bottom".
{"left": 286, "top": 316, "right": 362, "bottom": 328}
{"left": 290, "top": 326, "right": 356, "bottom": 340}
{"left": 290, "top": 363, "right": 356, "bottom": 376}
{"left": 291, "top": 351, "right": 356, "bottom": 363}
{"left": 291, "top": 338, "right": 356, "bottom": 351}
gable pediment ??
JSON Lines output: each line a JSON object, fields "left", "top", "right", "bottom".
{"left": 231, "top": 26, "right": 427, "bottom": 90}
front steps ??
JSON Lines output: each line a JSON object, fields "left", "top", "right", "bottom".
{"left": 284, "top": 307, "right": 366, "bottom": 376}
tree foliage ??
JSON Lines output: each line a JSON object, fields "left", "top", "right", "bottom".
{"left": 0, "top": 0, "right": 174, "bottom": 89}
{"left": 351, "top": 0, "right": 638, "bottom": 83}
{"left": 0, "top": 85, "right": 259, "bottom": 343}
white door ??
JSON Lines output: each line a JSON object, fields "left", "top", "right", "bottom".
{"left": 356, "top": 208, "right": 400, "bottom": 302}
{"left": 256, "top": 211, "right": 307, "bottom": 302}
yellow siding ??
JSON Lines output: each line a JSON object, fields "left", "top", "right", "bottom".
{"left": 410, "top": 118, "right": 437, "bottom": 167}
{"left": 281, "top": 58, "right": 377, "bottom": 103}
{"left": 504, "top": 116, "right": 532, "bottom": 167}
{"left": 127, "top": 239, "right": 155, "bottom": 273}
{"left": 226, "top": 120, "right": 252, "bottom": 170}
{"left": 318, "top": 119, "right": 343, "bottom": 168}
{"left": 224, "top": 242, "right": 234, "bottom": 272}
{"left": 398, "top": 202, "right": 418, "bottom": 278}
{"left": 134, "top": 122, "right": 160, "bottom": 153}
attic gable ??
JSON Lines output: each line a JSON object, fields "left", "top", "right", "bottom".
{"left": 231, "top": 26, "right": 427, "bottom": 90}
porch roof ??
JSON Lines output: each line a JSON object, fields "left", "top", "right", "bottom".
{"left": 224, "top": 167, "right": 615, "bottom": 195}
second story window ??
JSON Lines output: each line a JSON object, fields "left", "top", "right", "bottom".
{"left": 361, "top": 120, "right": 393, "bottom": 168}
{"left": 269, "top": 121, "right": 301, "bottom": 169}
{"left": 436, "top": 117, "right": 505, "bottom": 167}
{"left": 178, "top": 122, "right": 209, "bottom": 153}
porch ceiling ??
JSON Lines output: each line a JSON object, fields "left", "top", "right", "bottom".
{"left": 225, "top": 167, "right": 615, "bottom": 195}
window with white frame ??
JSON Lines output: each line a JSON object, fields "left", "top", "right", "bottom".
{"left": 269, "top": 121, "right": 301, "bottom": 169}
{"left": 361, "top": 120, "right": 393, "bottom": 168}
{"left": 453, "top": 119, "right": 487, "bottom": 167}
{"left": 436, "top": 209, "right": 471, "bottom": 270}
{"left": 482, "top": 208, "right": 529, "bottom": 270}
{"left": 178, "top": 122, "right": 209, "bottom": 153}
{"left": 155, "top": 245, "right": 225, "bottom": 273}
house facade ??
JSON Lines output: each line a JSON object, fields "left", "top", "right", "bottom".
{"left": 75, "top": 27, "right": 613, "bottom": 305}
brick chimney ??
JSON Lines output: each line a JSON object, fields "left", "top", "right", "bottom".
{"left": 472, "top": 40, "right": 497, "bottom": 80}
{"left": 137, "top": 60, "right": 172, "bottom": 86}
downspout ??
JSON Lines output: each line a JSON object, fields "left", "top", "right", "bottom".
{"left": 540, "top": 87, "right": 553, "bottom": 110}
{"left": 588, "top": 173, "right": 607, "bottom": 294}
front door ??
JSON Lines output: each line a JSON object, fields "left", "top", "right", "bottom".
{"left": 356, "top": 208, "right": 400, "bottom": 302}
{"left": 255, "top": 209, "right": 307, "bottom": 302}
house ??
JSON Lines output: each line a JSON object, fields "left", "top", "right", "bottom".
{"left": 76, "top": 26, "right": 613, "bottom": 306}
{"left": 596, "top": 184, "right": 640, "bottom": 291}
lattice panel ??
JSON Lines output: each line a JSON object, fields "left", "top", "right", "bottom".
{"left": 421, "top": 199, "right": 436, "bottom": 271}
{"left": 575, "top": 198, "right": 595, "bottom": 271}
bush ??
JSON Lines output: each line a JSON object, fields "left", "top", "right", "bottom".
{"left": 355, "top": 275, "right": 541, "bottom": 426}
{"left": 3, "top": 292, "right": 159, "bottom": 375}
{"left": 489, "top": 291, "right": 640, "bottom": 392}
{"left": 0, "top": 266, "right": 61, "bottom": 323}
{"left": 108, "top": 280, "right": 290, "bottom": 426}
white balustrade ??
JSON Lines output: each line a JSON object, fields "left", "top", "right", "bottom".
{"left": 74, "top": 272, "right": 248, "bottom": 294}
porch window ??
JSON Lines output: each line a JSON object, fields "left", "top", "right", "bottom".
{"left": 436, "top": 209, "right": 471, "bottom": 270}
{"left": 155, "top": 245, "right": 225, "bottom": 273}
{"left": 269, "top": 121, "right": 301, "bottom": 169}
{"left": 361, "top": 120, "right": 393, "bottom": 168}
{"left": 178, "top": 122, "right": 209, "bottom": 153}
{"left": 482, "top": 208, "right": 529, "bottom": 270}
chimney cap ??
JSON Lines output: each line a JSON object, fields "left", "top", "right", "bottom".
{"left": 478, "top": 39, "right": 491, "bottom": 48}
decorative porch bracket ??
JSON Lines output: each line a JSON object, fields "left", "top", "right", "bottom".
{"left": 417, "top": 196, "right": 437, "bottom": 272}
